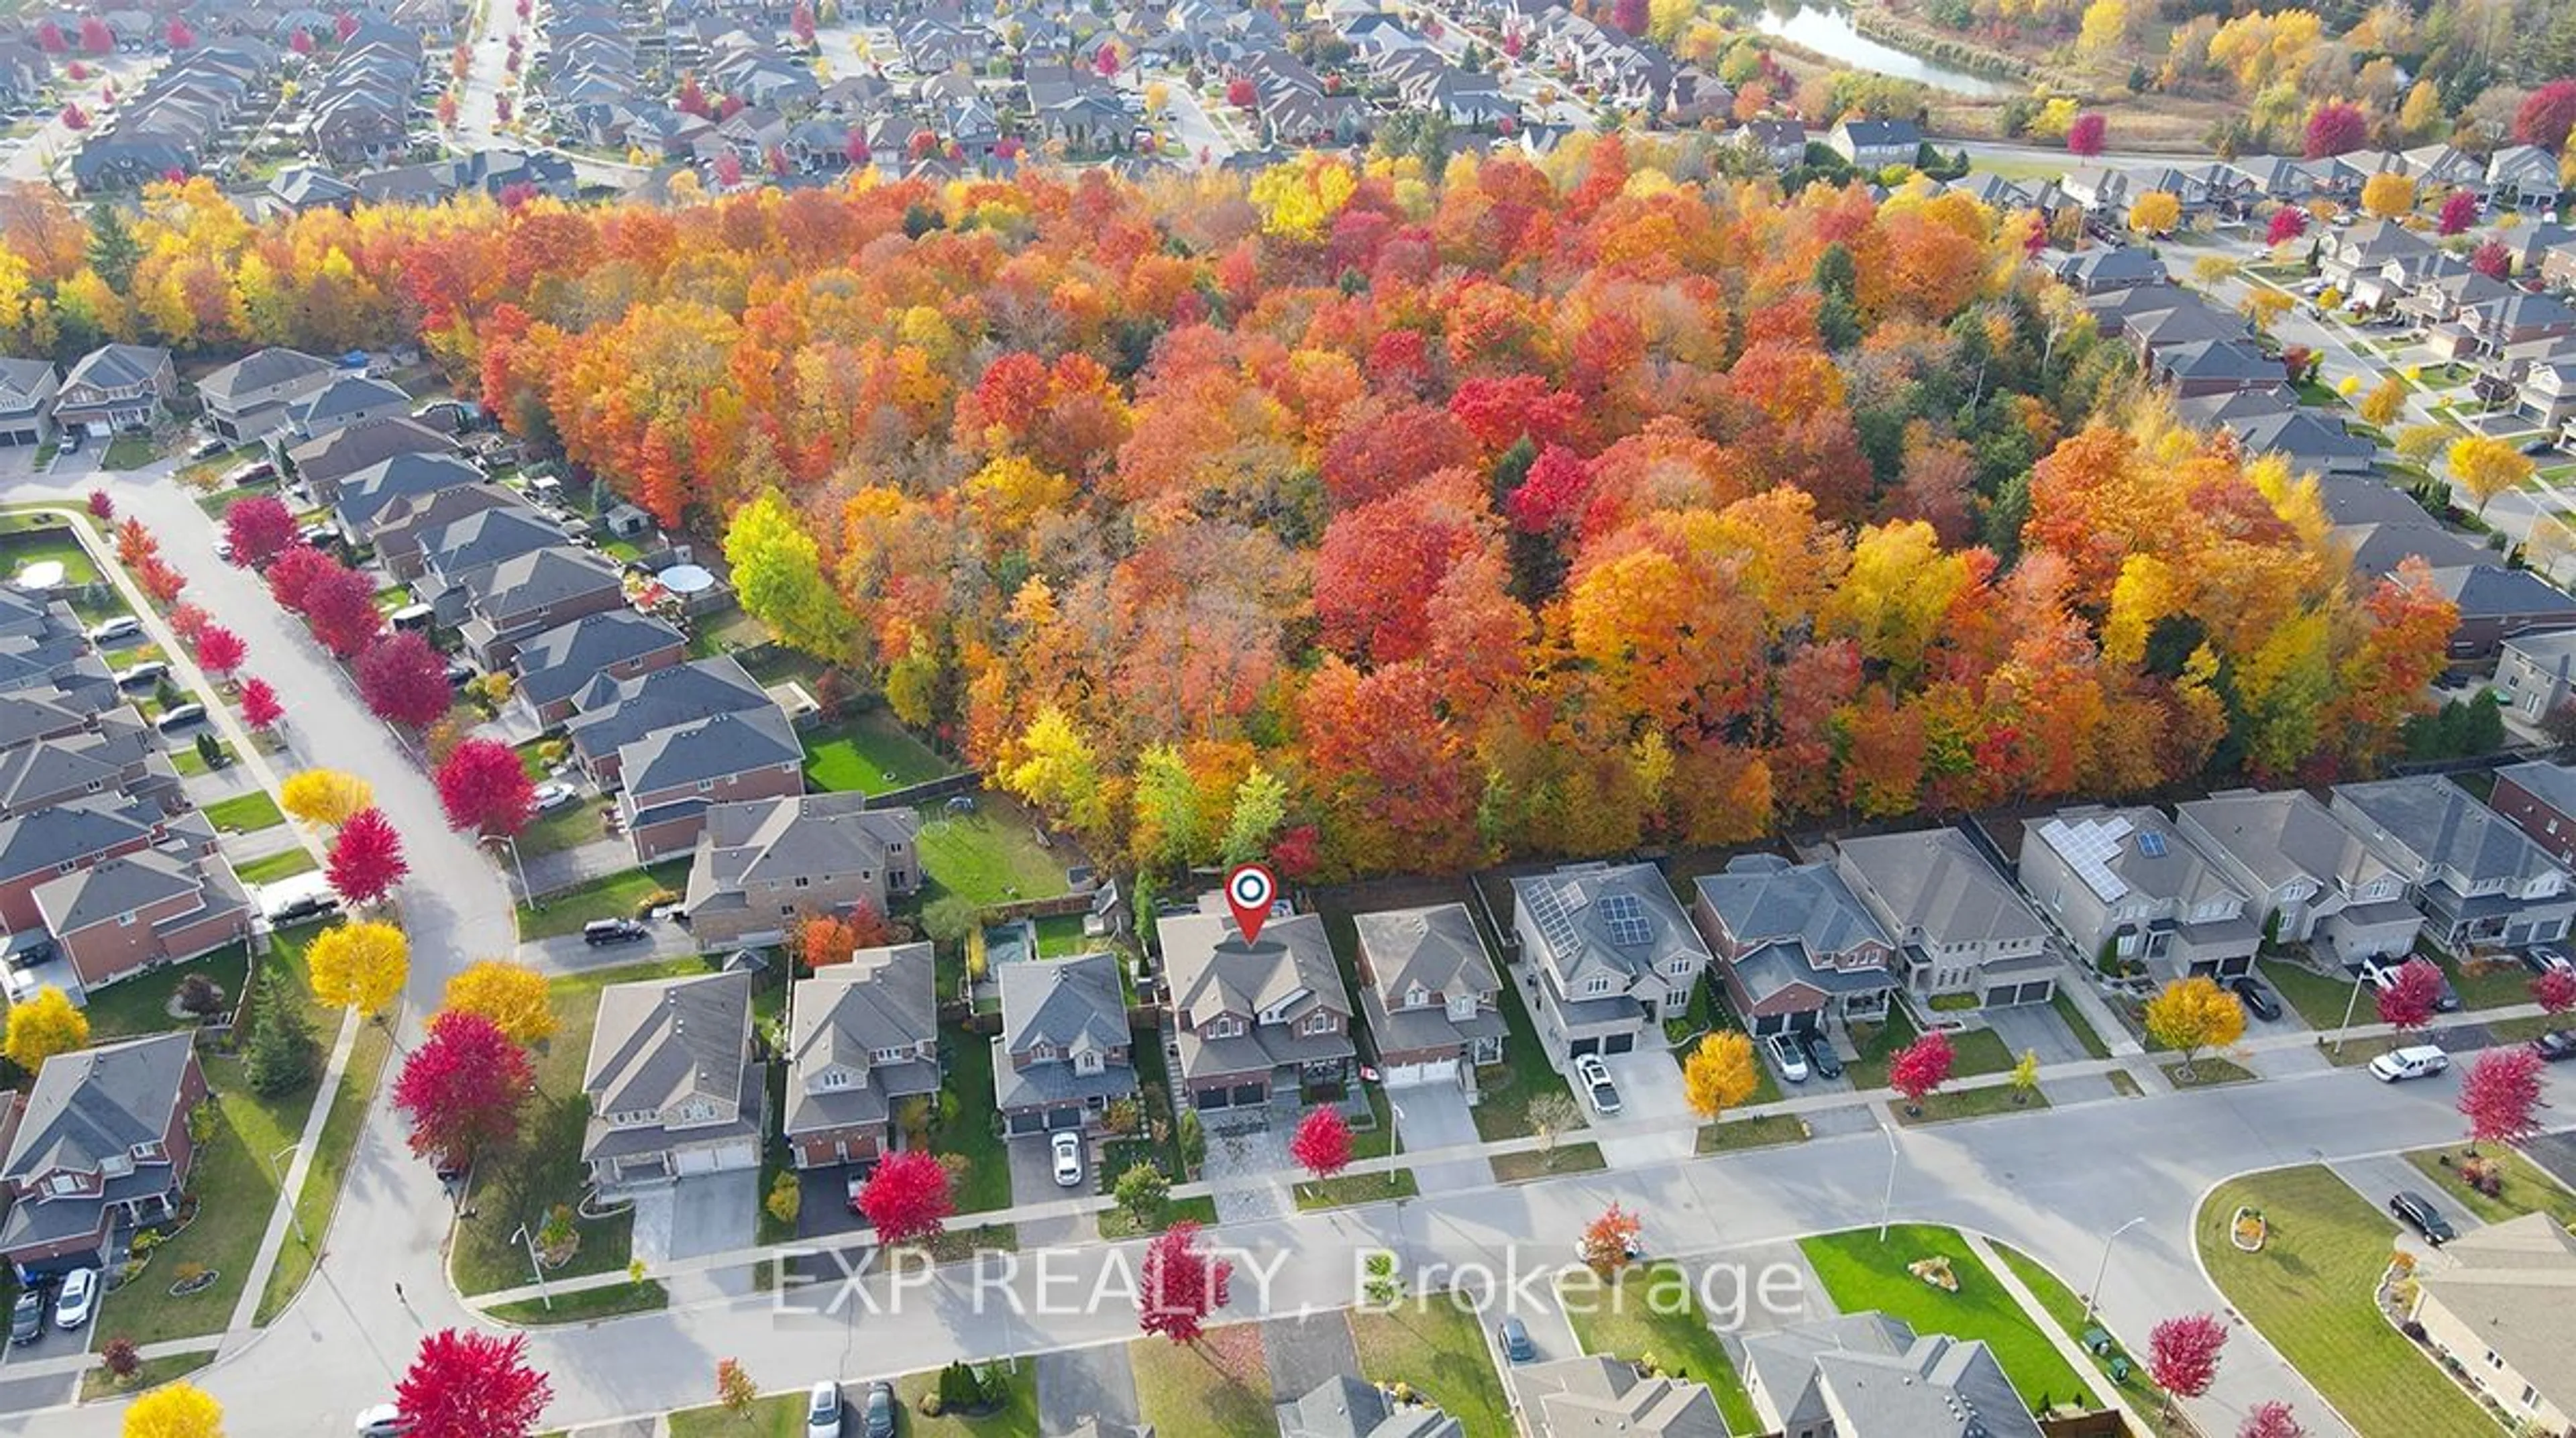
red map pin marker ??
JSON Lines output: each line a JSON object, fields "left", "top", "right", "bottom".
{"left": 1224, "top": 864, "right": 1276, "bottom": 946}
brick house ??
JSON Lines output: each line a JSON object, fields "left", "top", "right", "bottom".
{"left": 564, "top": 657, "right": 773, "bottom": 789}
{"left": 453, "top": 545, "right": 628, "bottom": 672}
{"left": 994, "top": 952, "right": 1137, "bottom": 1136}
{"left": 54, "top": 345, "right": 175, "bottom": 436}
{"left": 0, "top": 797, "right": 210, "bottom": 932}
{"left": 1690, "top": 854, "right": 1897, "bottom": 1038}
{"left": 1159, "top": 909, "right": 1355, "bottom": 1112}
{"left": 580, "top": 970, "right": 765, "bottom": 1186}
{"left": 2019, "top": 806, "right": 2260, "bottom": 981}
{"left": 2331, "top": 776, "right": 2576, "bottom": 951}
{"left": 511, "top": 610, "right": 686, "bottom": 726}
{"left": 784, "top": 944, "right": 939, "bottom": 1169}
{"left": 2486, "top": 761, "right": 2576, "bottom": 869}
{"left": 0, "top": 1034, "right": 207, "bottom": 1274}
{"left": 1349, "top": 903, "right": 1503, "bottom": 1091}
{"left": 31, "top": 850, "right": 251, "bottom": 993}
{"left": 284, "top": 414, "right": 460, "bottom": 503}
{"left": 681, "top": 792, "right": 921, "bottom": 950}
{"left": 613, "top": 707, "right": 804, "bottom": 863}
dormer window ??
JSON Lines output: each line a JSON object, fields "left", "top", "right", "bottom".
{"left": 818, "top": 1068, "right": 851, "bottom": 1090}
{"left": 795, "top": 876, "right": 810, "bottom": 888}
{"left": 1405, "top": 985, "right": 1428, "bottom": 1009}
{"left": 869, "top": 1046, "right": 909, "bottom": 1064}
{"left": 1030, "top": 1040, "right": 1054, "bottom": 1061}
{"left": 1074, "top": 1048, "right": 1103, "bottom": 1074}
{"left": 1303, "top": 1013, "right": 1334, "bottom": 1036}
{"left": 1584, "top": 976, "right": 1611, "bottom": 996}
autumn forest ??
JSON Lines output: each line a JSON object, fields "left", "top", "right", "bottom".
{"left": 0, "top": 137, "right": 2456, "bottom": 880}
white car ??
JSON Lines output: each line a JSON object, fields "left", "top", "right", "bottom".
{"left": 531, "top": 781, "right": 578, "bottom": 811}
{"left": 804, "top": 1380, "right": 843, "bottom": 1438}
{"left": 1051, "top": 1129, "right": 1085, "bottom": 1188}
{"left": 85, "top": 616, "right": 141, "bottom": 644}
{"left": 353, "top": 1405, "right": 413, "bottom": 1437}
{"left": 2369, "top": 1044, "right": 2450, "bottom": 1083}
{"left": 1766, "top": 1032, "right": 1810, "bottom": 1083}
{"left": 1573, "top": 1054, "right": 1621, "bottom": 1115}
{"left": 53, "top": 1267, "right": 97, "bottom": 1329}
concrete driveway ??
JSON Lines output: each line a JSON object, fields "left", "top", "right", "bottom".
{"left": 1202, "top": 1122, "right": 1293, "bottom": 1224}
{"left": 1985, "top": 1005, "right": 2091, "bottom": 1066}
{"left": 1009, "top": 1133, "right": 1096, "bottom": 1246}
{"left": 1035, "top": 1342, "right": 1139, "bottom": 1437}
{"left": 629, "top": 1170, "right": 757, "bottom": 1266}
{"left": 1390, "top": 1081, "right": 1492, "bottom": 1190}
{"left": 1592, "top": 1049, "right": 1696, "bottom": 1168}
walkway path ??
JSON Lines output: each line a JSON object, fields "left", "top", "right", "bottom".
{"left": 1962, "top": 1230, "right": 2156, "bottom": 1435}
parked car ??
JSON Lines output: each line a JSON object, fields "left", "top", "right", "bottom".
{"left": 1573, "top": 1054, "right": 1620, "bottom": 1115}
{"left": 52, "top": 1268, "right": 97, "bottom": 1329}
{"left": 115, "top": 660, "right": 169, "bottom": 689}
{"left": 583, "top": 918, "right": 649, "bottom": 946}
{"left": 2368, "top": 1044, "right": 2450, "bottom": 1083}
{"left": 861, "top": 1380, "right": 895, "bottom": 1438}
{"left": 1497, "top": 1315, "right": 1535, "bottom": 1364}
{"left": 2360, "top": 956, "right": 2462, "bottom": 1011}
{"left": 86, "top": 616, "right": 141, "bottom": 644}
{"left": 444, "top": 659, "right": 477, "bottom": 687}
{"left": 60, "top": 429, "right": 82, "bottom": 454}
{"left": 268, "top": 893, "right": 341, "bottom": 926}
{"left": 8, "top": 1288, "right": 40, "bottom": 1347}
{"left": 1766, "top": 1031, "right": 1810, "bottom": 1083}
{"left": 352, "top": 1405, "right": 414, "bottom": 1437}
{"left": 186, "top": 435, "right": 227, "bottom": 461}
{"left": 2230, "top": 976, "right": 2282, "bottom": 1023}
{"left": 2532, "top": 1029, "right": 2576, "bottom": 1063}
{"left": 2389, "top": 1190, "right": 2457, "bottom": 1245}
{"left": 1051, "top": 1129, "right": 1084, "bottom": 1188}
{"left": 1799, "top": 1030, "right": 1843, "bottom": 1080}
{"left": 154, "top": 702, "right": 208, "bottom": 732}
{"left": 2523, "top": 946, "right": 2573, "bottom": 976}
{"left": 531, "top": 781, "right": 577, "bottom": 811}
{"left": 2525, "top": 437, "right": 2561, "bottom": 458}
{"left": 213, "top": 538, "right": 233, "bottom": 563}
{"left": 804, "top": 1381, "right": 842, "bottom": 1438}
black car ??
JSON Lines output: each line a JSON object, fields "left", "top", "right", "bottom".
{"left": 1799, "top": 1030, "right": 1845, "bottom": 1080}
{"left": 2230, "top": 976, "right": 2283, "bottom": 1023}
{"left": 2390, "top": 1190, "right": 2457, "bottom": 1246}
{"left": 2533, "top": 1030, "right": 2576, "bottom": 1063}
{"left": 8, "top": 1288, "right": 40, "bottom": 1347}
{"left": 862, "top": 1380, "right": 896, "bottom": 1438}
{"left": 582, "top": 918, "right": 648, "bottom": 946}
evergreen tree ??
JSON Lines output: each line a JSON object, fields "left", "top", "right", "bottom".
{"left": 86, "top": 205, "right": 140, "bottom": 290}
{"left": 244, "top": 996, "right": 315, "bottom": 1097}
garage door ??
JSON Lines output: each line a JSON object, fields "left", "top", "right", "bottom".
{"left": 1044, "top": 1107, "right": 1085, "bottom": 1131}
{"left": 1602, "top": 1032, "right": 1636, "bottom": 1054}
{"left": 1567, "top": 1036, "right": 1599, "bottom": 1058}
{"left": 0, "top": 429, "right": 30, "bottom": 446}
{"left": 1382, "top": 1056, "right": 1460, "bottom": 1087}
{"left": 1008, "top": 1112, "right": 1046, "bottom": 1136}
{"left": 1231, "top": 1082, "right": 1267, "bottom": 1107}
{"left": 1194, "top": 1087, "right": 1232, "bottom": 1110}
{"left": 1988, "top": 981, "right": 2053, "bottom": 1007}
{"left": 676, "top": 1146, "right": 720, "bottom": 1175}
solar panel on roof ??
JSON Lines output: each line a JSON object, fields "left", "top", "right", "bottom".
{"left": 2137, "top": 830, "right": 2167, "bottom": 858}
{"left": 1526, "top": 881, "right": 1580, "bottom": 957}
{"left": 1599, "top": 891, "right": 1653, "bottom": 947}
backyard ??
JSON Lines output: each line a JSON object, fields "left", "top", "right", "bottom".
{"left": 0, "top": 517, "right": 127, "bottom": 622}
{"left": 2196, "top": 1166, "right": 2493, "bottom": 1435}
{"left": 931, "top": 1026, "right": 1013, "bottom": 1216}
{"left": 800, "top": 708, "right": 956, "bottom": 794}
{"left": 1349, "top": 1301, "right": 1513, "bottom": 1437}
{"left": 913, "top": 801, "right": 1071, "bottom": 907}
{"left": 1556, "top": 1262, "right": 1760, "bottom": 1433}
{"left": 515, "top": 859, "right": 689, "bottom": 940}
{"left": 1131, "top": 1325, "right": 1274, "bottom": 1435}
{"left": 1799, "top": 1225, "right": 2086, "bottom": 1410}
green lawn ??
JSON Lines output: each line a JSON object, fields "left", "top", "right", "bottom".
{"left": 2196, "top": 1166, "right": 2493, "bottom": 1436}
{"left": 2257, "top": 958, "right": 2368, "bottom": 1031}
{"left": 101, "top": 433, "right": 159, "bottom": 469}
{"left": 2160, "top": 1058, "right": 2257, "bottom": 1088}
{"left": 2049, "top": 991, "right": 2110, "bottom": 1060}
{"left": 254, "top": 1020, "right": 392, "bottom": 1325}
{"left": 667, "top": 1392, "right": 807, "bottom": 1437}
{"left": 1895, "top": 1084, "right": 2049, "bottom": 1124}
{"left": 2401, "top": 1146, "right": 2576, "bottom": 1229}
{"left": 0, "top": 520, "right": 127, "bottom": 622}
{"left": 2439, "top": 954, "right": 2542, "bottom": 1010}
{"left": 932, "top": 1022, "right": 1012, "bottom": 1215}
{"left": 1799, "top": 1225, "right": 2085, "bottom": 1411}
{"left": 79, "top": 943, "right": 250, "bottom": 1040}
{"left": 800, "top": 709, "right": 956, "bottom": 794}
{"left": 1350, "top": 1303, "right": 1514, "bottom": 1437}
{"left": 1557, "top": 1262, "right": 1759, "bottom": 1433}
{"left": 1132, "top": 1325, "right": 1273, "bottom": 1434}
{"left": 485, "top": 1279, "right": 668, "bottom": 1325}
{"left": 914, "top": 804, "right": 1070, "bottom": 906}
{"left": 1990, "top": 1243, "right": 2187, "bottom": 1435}
{"left": 1491, "top": 1142, "right": 1605, "bottom": 1182}
{"left": 515, "top": 860, "right": 689, "bottom": 940}
{"left": 890, "top": 1362, "right": 1044, "bottom": 1437}
{"left": 1695, "top": 1113, "right": 1810, "bottom": 1153}
{"left": 201, "top": 790, "right": 285, "bottom": 834}
{"left": 169, "top": 738, "right": 236, "bottom": 777}
{"left": 232, "top": 847, "right": 319, "bottom": 885}
{"left": 514, "top": 798, "right": 609, "bottom": 859}
{"left": 1472, "top": 960, "right": 1574, "bottom": 1143}
{"left": 76, "top": 1350, "right": 214, "bottom": 1402}
{"left": 1098, "top": 1194, "right": 1218, "bottom": 1241}
{"left": 450, "top": 956, "right": 709, "bottom": 1295}
{"left": 1295, "top": 1169, "right": 1419, "bottom": 1211}
{"left": 1842, "top": 1004, "right": 1923, "bottom": 1091}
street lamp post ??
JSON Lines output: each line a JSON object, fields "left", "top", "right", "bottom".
{"left": 508, "top": 1223, "right": 553, "bottom": 1311}
{"left": 484, "top": 832, "right": 530, "bottom": 908}
{"left": 1877, "top": 1124, "right": 1900, "bottom": 1242}
{"left": 267, "top": 1142, "right": 307, "bottom": 1246}
{"left": 2085, "top": 1215, "right": 2149, "bottom": 1323}
{"left": 2334, "top": 962, "right": 2369, "bottom": 1057}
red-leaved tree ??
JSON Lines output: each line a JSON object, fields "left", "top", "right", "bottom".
{"left": 1888, "top": 1030, "right": 1954, "bottom": 1115}
{"left": 76, "top": 16, "right": 110, "bottom": 53}
{"left": 1578, "top": 1202, "right": 1643, "bottom": 1274}
{"left": 2147, "top": 1312, "right": 2228, "bottom": 1406}
{"left": 1610, "top": 0, "right": 1647, "bottom": 36}
{"left": 2436, "top": 190, "right": 2479, "bottom": 236}
{"left": 303, "top": 565, "right": 384, "bottom": 659}
{"left": 2066, "top": 112, "right": 2106, "bottom": 157}
{"left": 1226, "top": 76, "right": 1255, "bottom": 109}
{"left": 334, "top": 10, "right": 359, "bottom": 42}
{"left": 2304, "top": 101, "right": 2368, "bottom": 159}
{"left": 2375, "top": 958, "right": 2443, "bottom": 1035}
{"left": 392, "top": 1009, "right": 533, "bottom": 1169}
{"left": 166, "top": 17, "right": 194, "bottom": 48}
{"left": 2514, "top": 78, "right": 2576, "bottom": 153}
{"left": 114, "top": 516, "right": 156, "bottom": 569}
{"left": 791, "top": 0, "right": 816, "bottom": 45}
{"left": 327, "top": 807, "right": 410, "bottom": 907}
{"left": 240, "top": 677, "right": 284, "bottom": 731}
{"left": 290, "top": 27, "right": 313, "bottom": 55}
{"left": 2239, "top": 1400, "right": 2306, "bottom": 1438}
{"left": 394, "top": 1327, "right": 552, "bottom": 1438}
{"left": 266, "top": 544, "right": 337, "bottom": 611}
{"left": 356, "top": 632, "right": 451, "bottom": 728}
{"left": 223, "top": 494, "right": 299, "bottom": 568}
{"left": 435, "top": 738, "right": 534, "bottom": 837}
{"left": 2267, "top": 207, "right": 2308, "bottom": 248}
{"left": 34, "top": 20, "right": 61, "bottom": 53}
{"left": 2458, "top": 1046, "right": 2546, "bottom": 1152}
{"left": 136, "top": 557, "right": 184, "bottom": 608}
{"left": 712, "top": 151, "right": 743, "bottom": 188}
{"left": 1136, "top": 1220, "right": 1231, "bottom": 1343}
{"left": 166, "top": 601, "right": 207, "bottom": 644}
{"left": 1288, "top": 1105, "right": 1352, "bottom": 1182}
{"left": 2471, "top": 240, "right": 2512, "bottom": 280}
{"left": 854, "top": 1148, "right": 953, "bottom": 1246}
{"left": 86, "top": 488, "right": 111, "bottom": 519}
{"left": 2534, "top": 964, "right": 2576, "bottom": 1017}
{"left": 194, "top": 624, "right": 246, "bottom": 682}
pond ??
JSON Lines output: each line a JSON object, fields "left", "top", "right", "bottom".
{"left": 1752, "top": 3, "right": 2017, "bottom": 98}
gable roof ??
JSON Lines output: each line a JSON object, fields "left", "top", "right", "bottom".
{"left": 0, "top": 1033, "right": 196, "bottom": 1182}
{"left": 582, "top": 969, "right": 751, "bottom": 1117}
{"left": 685, "top": 791, "right": 920, "bottom": 905}
{"left": 336, "top": 452, "right": 486, "bottom": 535}
{"left": 2027, "top": 806, "right": 2247, "bottom": 911}
{"left": 1510, "top": 862, "right": 1709, "bottom": 991}
{"left": 2495, "top": 760, "right": 2576, "bottom": 819}
{"left": 31, "top": 849, "right": 207, "bottom": 933}
{"left": 62, "top": 344, "right": 168, "bottom": 394}
{"left": 566, "top": 655, "right": 771, "bottom": 765}
{"left": 1696, "top": 854, "right": 1890, "bottom": 958}
{"left": 1519, "top": 1355, "right": 1725, "bottom": 1437}
{"left": 196, "top": 345, "right": 335, "bottom": 407}
{"left": 0, "top": 358, "right": 56, "bottom": 407}
{"left": 472, "top": 545, "right": 624, "bottom": 617}
{"left": 1834, "top": 828, "right": 2046, "bottom": 946}
{"left": 1160, "top": 909, "right": 1349, "bottom": 1027}
{"left": 285, "top": 414, "right": 459, "bottom": 487}
{"left": 513, "top": 609, "right": 685, "bottom": 707}
{"left": 1283, "top": 1375, "right": 1462, "bottom": 1438}
{"left": 1739, "top": 1313, "right": 2041, "bottom": 1438}
{"left": 999, "top": 950, "right": 1129, "bottom": 1056}
{"left": 2424, "top": 563, "right": 2576, "bottom": 620}
{"left": 619, "top": 706, "right": 799, "bottom": 795}
{"left": 1352, "top": 903, "right": 1497, "bottom": 1004}
{"left": 790, "top": 942, "right": 936, "bottom": 1070}
{"left": 2334, "top": 775, "right": 2569, "bottom": 887}
{"left": 2178, "top": 789, "right": 2400, "bottom": 895}
{"left": 286, "top": 372, "right": 408, "bottom": 427}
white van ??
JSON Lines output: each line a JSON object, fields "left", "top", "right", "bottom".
{"left": 2368, "top": 1045, "right": 2450, "bottom": 1083}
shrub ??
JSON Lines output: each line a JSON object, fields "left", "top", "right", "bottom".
{"left": 174, "top": 973, "right": 225, "bottom": 1017}
{"left": 634, "top": 887, "right": 680, "bottom": 917}
{"left": 1179, "top": 1109, "right": 1206, "bottom": 1168}
{"left": 936, "top": 1358, "right": 983, "bottom": 1411}
{"left": 100, "top": 1336, "right": 140, "bottom": 1380}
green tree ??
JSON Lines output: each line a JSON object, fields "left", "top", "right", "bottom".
{"left": 725, "top": 487, "right": 854, "bottom": 663}
{"left": 1218, "top": 763, "right": 1288, "bottom": 866}
{"left": 86, "top": 205, "right": 141, "bottom": 290}
{"left": 1129, "top": 743, "right": 1202, "bottom": 872}
{"left": 1113, "top": 1162, "right": 1170, "bottom": 1227}
{"left": 922, "top": 893, "right": 981, "bottom": 952}
{"left": 244, "top": 994, "right": 316, "bottom": 1097}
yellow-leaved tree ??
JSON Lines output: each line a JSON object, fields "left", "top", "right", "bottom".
{"left": 2141, "top": 976, "right": 2245, "bottom": 1078}
{"left": 2449, "top": 434, "right": 2534, "bottom": 515}
{"left": 1682, "top": 1030, "right": 1760, "bottom": 1121}
{"left": 441, "top": 959, "right": 557, "bottom": 1045}
{"left": 2127, "top": 190, "right": 2182, "bottom": 237}
{"left": 2361, "top": 171, "right": 2416, "bottom": 220}
{"left": 123, "top": 1380, "right": 224, "bottom": 1438}
{"left": 2359, "top": 374, "right": 2408, "bottom": 427}
{"left": 280, "top": 768, "right": 374, "bottom": 828}
{"left": 308, "top": 920, "right": 410, "bottom": 1017}
{"left": 3, "top": 984, "right": 89, "bottom": 1072}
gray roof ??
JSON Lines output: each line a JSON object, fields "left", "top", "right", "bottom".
{"left": 62, "top": 344, "right": 166, "bottom": 394}
{"left": 2426, "top": 563, "right": 2576, "bottom": 620}
{"left": 567, "top": 655, "right": 771, "bottom": 766}
{"left": 335, "top": 451, "right": 486, "bottom": 535}
{"left": 0, "top": 1033, "right": 195, "bottom": 1184}
{"left": 1511, "top": 862, "right": 1710, "bottom": 993}
{"left": 1159, "top": 909, "right": 1356, "bottom": 1080}
{"left": 618, "top": 706, "right": 799, "bottom": 796}
{"left": 1834, "top": 829, "right": 2047, "bottom": 947}
{"left": 31, "top": 849, "right": 209, "bottom": 933}
{"left": 418, "top": 503, "right": 571, "bottom": 587}
{"left": 2027, "top": 806, "right": 2247, "bottom": 910}
{"left": 684, "top": 791, "right": 918, "bottom": 909}
{"left": 2334, "top": 775, "right": 2570, "bottom": 888}
{"left": 0, "top": 722, "right": 155, "bottom": 812}
{"left": 582, "top": 969, "right": 752, "bottom": 1119}
{"left": 472, "top": 545, "right": 623, "bottom": 618}
{"left": 994, "top": 952, "right": 1139, "bottom": 1111}
{"left": 1352, "top": 903, "right": 1496, "bottom": 1007}
{"left": 2316, "top": 478, "right": 2433, "bottom": 528}
{"left": 0, "top": 358, "right": 56, "bottom": 406}
{"left": 195, "top": 345, "right": 334, "bottom": 407}
{"left": 1518, "top": 1356, "right": 1725, "bottom": 1437}
{"left": 1739, "top": 1313, "right": 2042, "bottom": 1438}
{"left": 1283, "top": 1376, "right": 1462, "bottom": 1438}
{"left": 2412, "top": 1214, "right": 2576, "bottom": 1409}
{"left": 286, "top": 414, "right": 458, "bottom": 487}
{"left": 513, "top": 610, "right": 685, "bottom": 707}
{"left": 2334, "top": 521, "right": 2492, "bottom": 576}
{"left": 2496, "top": 761, "right": 2576, "bottom": 820}
{"left": 2178, "top": 789, "right": 2402, "bottom": 895}
{"left": 784, "top": 944, "right": 939, "bottom": 1137}
{"left": 1696, "top": 855, "right": 1889, "bottom": 960}
{"left": 286, "top": 373, "right": 407, "bottom": 425}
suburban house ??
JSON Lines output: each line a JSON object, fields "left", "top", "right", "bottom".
{"left": 562, "top": 655, "right": 774, "bottom": 788}
{"left": 1689, "top": 854, "right": 1898, "bottom": 1038}
{"left": 2424, "top": 563, "right": 2576, "bottom": 663}
{"left": 1349, "top": 902, "right": 1503, "bottom": 1091}
{"left": 195, "top": 346, "right": 338, "bottom": 443}
{"left": 681, "top": 791, "right": 922, "bottom": 950}
{"left": 994, "top": 951, "right": 1138, "bottom": 1136}
{"left": 1739, "top": 1313, "right": 2045, "bottom": 1438}
{"left": 614, "top": 706, "right": 804, "bottom": 863}
{"left": 280, "top": 373, "right": 411, "bottom": 443}
{"left": 0, "top": 359, "right": 58, "bottom": 448}
{"left": 455, "top": 545, "right": 629, "bottom": 671}
{"left": 2408, "top": 1213, "right": 2576, "bottom": 1435}
{"left": 285, "top": 414, "right": 460, "bottom": 502}
{"left": 2483, "top": 761, "right": 2576, "bottom": 869}
{"left": 411, "top": 505, "right": 578, "bottom": 625}
{"left": 2498, "top": 630, "right": 2576, "bottom": 725}
{"left": 0, "top": 1034, "right": 207, "bottom": 1274}
{"left": 1827, "top": 117, "right": 1921, "bottom": 169}
{"left": 2019, "top": 806, "right": 2260, "bottom": 981}
{"left": 783, "top": 944, "right": 939, "bottom": 1170}
{"left": 2172, "top": 790, "right": 2421, "bottom": 962}
{"left": 512, "top": 610, "right": 686, "bottom": 726}
{"left": 370, "top": 483, "right": 535, "bottom": 581}
{"left": 0, "top": 797, "right": 207, "bottom": 933}
{"left": 332, "top": 452, "right": 487, "bottom": 542}
{"left": 1508, "top": 862, "right": 1711, "bottom": 1064}
{"left": 0, "top": 713, "right": 182, "bottom": 819}
{"left": 1158, "top": 909, "right": 1355, "bottom": 1112}
{"left": 54, "top": 345, "right": 174, "bottom": 435}
{"left": 1832, "top": 829, "right": 2059, "bottom": 1008}
{"left": 1736, "top": 117, "right": 1807, "bottom": 171}
{"left": 2330, "top": 776, "right": 2576, "bottom": 951}
{"left": 31, "top": 849, "right": 251, "bottom": 992}
{"left": 580, "top": 969, "right": 765, "bottom": 1186}
{"left": 1279, "top": 1376, "right": 1462, "bottom": 1438}
{"left": 2320, "top": 219, "right": 2435, "bottom": 289}
{"left": 1516, "top": 1356, "right": 1725, "bottom": 1438}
